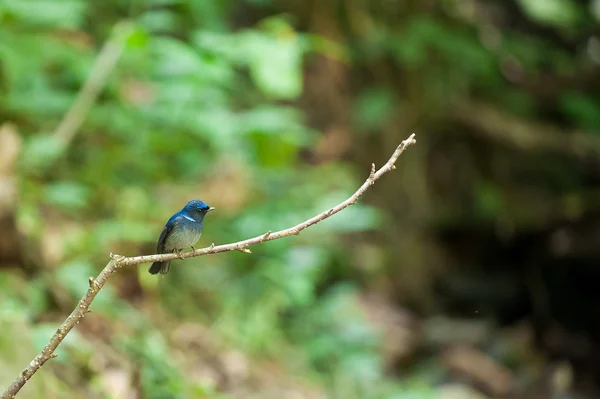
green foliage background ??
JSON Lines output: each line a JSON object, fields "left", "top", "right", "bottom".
{"left": 1, "top": 0, "right": 599, "bottom": 398}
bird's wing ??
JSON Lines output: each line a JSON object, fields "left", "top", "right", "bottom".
{"left": 156, "top": 216, "right": 181, "bottom": 253}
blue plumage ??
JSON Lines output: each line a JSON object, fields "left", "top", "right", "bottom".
{"left": 149, "top": 199, "right": 215, "bottom": 275}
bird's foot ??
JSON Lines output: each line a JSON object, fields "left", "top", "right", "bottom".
{"left": 191, "top": 246, "right": 196, "bottom": 251}
{"left": 177, "top": 250, "right": 185, "bottom": 260}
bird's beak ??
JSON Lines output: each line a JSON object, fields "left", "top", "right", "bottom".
{"left": 207, "top": 207, "right": 216, "bottom": 212}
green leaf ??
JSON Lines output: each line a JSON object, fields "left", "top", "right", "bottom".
{"left": 137, "top": 10, "right": 181, "bottom": 34}
{"left": 44, "top": 181, "right": 91, "bottom": 211}
{"left": 1, "top": 0, "right": 86, "bottom": 29}
{"left": 150, "top": 37, "right": 204, "bottom": 77}
{"left": 353, "top": 87, "right": 397, "bottom": 131}
{"left": 236, "top": 106, "right": 307, "bottom": 137}
{"left": 244, "top": 32, "right": 303, "bottom": 99}
{"left": 55, "top": 261, "right": 117, "bottom": 313}
{"left": 21, "top": 135, "right": 65, "bottom": 173}
{"left": 517, "top": 0, "right": 582, "bottom": 28}
{"left": 93, "top": 220, "right": 157, "bottom": 245}
{"left": 125, "top": 26, "right": 151, "bottom": 49}
{"left": 55, "top": 261, "right": 95, "bottom": 299}
{"left": 559, "top": 91, "right": 600, "bottom": 131}
{"left": 392, "top": 17, "right": 443, "bottom": 67}
{"left": 475, "top": 181, "right": 502, "bottom": 220}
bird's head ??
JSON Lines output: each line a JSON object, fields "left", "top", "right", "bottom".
{"left": 182, "top": 199, "right": 215, "bottom": 221}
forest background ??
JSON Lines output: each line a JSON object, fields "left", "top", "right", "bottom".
{"left": 1, "top": 0, "right": 600, "bottom": 398}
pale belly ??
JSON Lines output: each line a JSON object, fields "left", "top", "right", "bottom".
{"left": 164, "top": 227, "right": 202, "bottom": 251}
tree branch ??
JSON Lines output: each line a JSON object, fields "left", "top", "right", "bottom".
{"left": 54, "top": 22, "right": 132, "bottom": 148}
{"left": 454, "top": 101, "right": 600, "bottom": 159}
{"left": 1, "top": 134, "right": 416, "bottom": 399}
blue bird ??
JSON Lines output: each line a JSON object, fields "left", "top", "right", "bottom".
{"left": 149, "top": 199, "right": 215, "bottom": 275}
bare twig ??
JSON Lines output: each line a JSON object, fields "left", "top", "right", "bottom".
{"left": 1, "top": 134, "right": 416, "bottom": 399}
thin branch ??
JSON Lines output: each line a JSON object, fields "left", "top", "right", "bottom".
{"left": 1, "top": 134, "right": 416, "bottom": 399}
{"left": 455, "top": 101, "right": 600, "bottom": 159}
{"left": 53, "top": 22, "right": 132, "bottom": 148}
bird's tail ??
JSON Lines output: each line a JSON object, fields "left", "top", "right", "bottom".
{"left": 149, "top": 260, "right": 171, "bottom": 275}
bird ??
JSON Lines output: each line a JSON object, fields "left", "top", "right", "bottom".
{"left": 149, "top": 199, "right": 215, "bottom": 275}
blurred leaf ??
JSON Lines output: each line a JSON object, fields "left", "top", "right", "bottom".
{"left": 0, "top": 272, "right": 29, "bottom": 316}
{"left": 306, "top": 34, "right": 350, "bottom": 63}
{"left": 237, "top": 106, "right": 308, "bottom": 137}
{"left": 392, "top": 17, "right": 441, "bottom": 67}
{"left": 500, "top": 90, "right": 537, "bottom": 118}
{"left": 0, "top": 315, "right": 65, "bottom": 397}
{"left": 137, "top": 10, "right": 181, "bottom": 34}
{"left": 263, "top": 246, "right": 327, "bottom": 306}
{"left": 1, "top": 0, "right": 86, "bottom": 29}
{"left": 474, "top": 181, "right": 502, "bottom": 220}
{"left": 353, "top": 87, "right": 397, "bottom": 131}
{"left": 517, "top": 0, "right": 582, "bottom": 28}
{"left": 291, "top": 283, "right": 383, "bottom": 384}
{"left": 593, "top": 0, "right": 600, "bottom": 22}
{"left": 21, "top": 136, "right": 65, "bottom": 173}
{"left": 248, "top": 132, "right": 300, "bottom": 168}
{"left": 150, "top": 37, "right": 205, "bottom": 77}
{"left": 55, "top": 261, "right": 116, "bottom": 312}
{"left": 119, "top": 333, "right": 190, "bottom": 399}
{"left": 559, "top": 91, "right": 600, "bottom": 132}
{"left": 24, "top": 278, "right": 52, "bottom": 318}
{"left": 30, "top": 323, "right": 80, "bottom": 361}
{"left": 125, "top": 26, "right": 150, "bottom": 49}
{"left": 244, "top": 31, "right": 303, "bottom": 99}
{"left": 44, "top": 181, "right": 91, "bottom": 211}
{"left": 192, "top": 31, "right": 241, "bottom": 61}
{"left": 93, "top": 220, "right": 156, "bottom": 245}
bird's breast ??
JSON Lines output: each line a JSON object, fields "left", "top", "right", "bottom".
{"left": 164, "top": 222, "right": 203, "bottom": 251}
